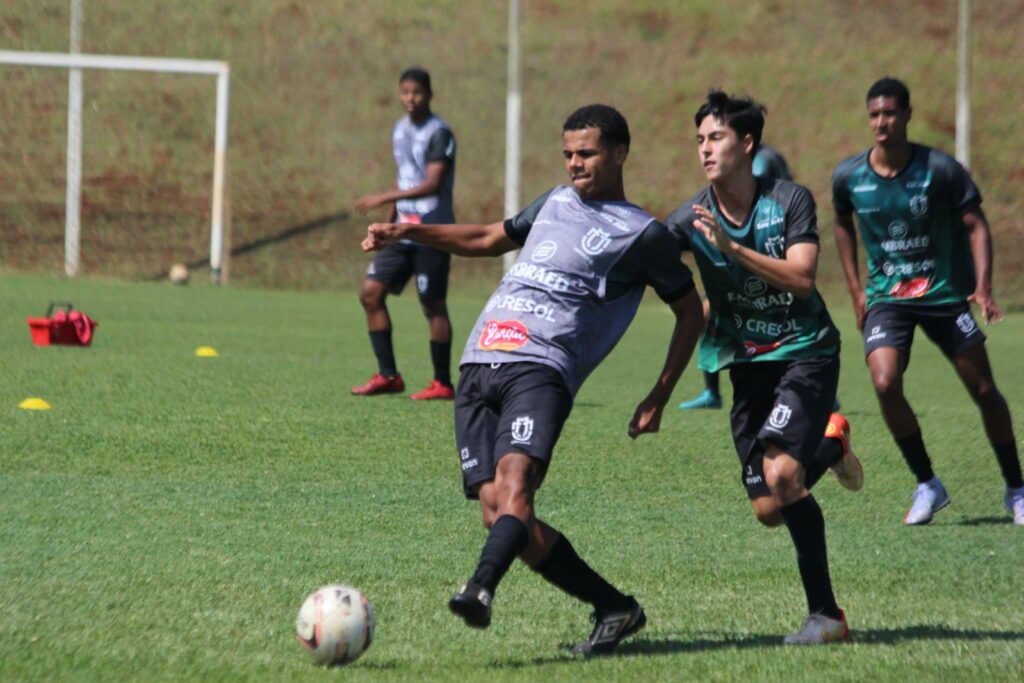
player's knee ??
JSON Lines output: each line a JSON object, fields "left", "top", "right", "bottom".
{"left": 751, "top": 498, "right": 783, "bottom": 527}
{"left": 359, "top": 285, "right": 385, "bottom": 310}
{"left": 871, "top": 370, "right": 902, "bottom": 400}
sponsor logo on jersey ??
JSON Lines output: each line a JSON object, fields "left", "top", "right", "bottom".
{"left": 883, "top": 259, "right": 935, "bottom": 278}
{"left": 768, "top": 403, "right": 793, "bottom": 430}
{"left": 579, "top": 227, "right": 612, "bottom": 256}
{"left": 510, "top": 416, "right": 534, "bottom": 444}
{"left": 744, "top": 318, "right": 804, "bottom": 337}
{"left": 906, "top": 180, "right": 930, "bottom": 189}
{"left": 889, "top": 276, "right": 932, "bottom": 299}
{"left": 853, "top": 184, "right": 878, "bottom": 193}
{"left": 726, "top": 290, "right": 794, "bottom": 312}
{"left": 532, "top": 240, "right": 558, "bottom": 262}
{"left": 888, "top": 221, "right": 909, "bottom": 239}
{"left": 485, "top": 294, "right": 557, "bottom": 322}
{"left": 956, "top": 313, "right": 978, "bottom": 335}
{"left": 594, "top": 211, "right": 630, "bottom": 233}
{"left": 507, "top": 262, "right": 574, "bottom": 292}
{"left": 744, "top": 277, "right": 768, "bottom": 298}
{"left": 755, "top": 215, "right": 785, "bottom": 231}
{"left": 881, "top": 235, "right": 930, "bottom": 253}
{"left": 909, "top": 195, "right": 929, "bottom": 217}
{"left": 478, "top": 319, "right": 530, "bottom": 351}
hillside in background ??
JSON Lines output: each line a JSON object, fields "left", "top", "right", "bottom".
{"left": 1, "top": 0, "right": 1022, "bottom": 303}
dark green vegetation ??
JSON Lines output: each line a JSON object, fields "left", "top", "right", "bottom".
{"left": 1, "top": 1, "right": 1023, "bottom": 302}
{"left": 2, "top": 273, "right": 1023, "bottom": 681}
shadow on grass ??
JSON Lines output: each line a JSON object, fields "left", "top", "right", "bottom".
{"left": 144, "top": 211, "right": 350, "bottom": 280}
{"left": 955, "top": 515, "right": 1013, "bottom": 526}
{"left": 486, "top": 624, "right": 1024, "bottom": 668}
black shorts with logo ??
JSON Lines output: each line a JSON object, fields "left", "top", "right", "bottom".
{"left": 453, "top": 362, "right": 574, "bottom": 499}
{"left": 862, "top": 301, "right": 985, "bottom": 364}
{"left": 366, "top": 242, "right": 450, "bottom": 301}
{"left": 729, "top": 354, "right": 840, "bottom": 500}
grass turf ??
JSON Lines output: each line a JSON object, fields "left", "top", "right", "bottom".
{"left": 2, "top": 273, "right": 1023, "bottom": 681}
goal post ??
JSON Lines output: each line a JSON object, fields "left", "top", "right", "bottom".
{"left": 0, "top": 50, "right": 231, "bottom": 283}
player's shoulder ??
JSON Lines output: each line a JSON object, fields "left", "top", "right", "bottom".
{"left": 916, "top": 143, "right": 964, "bottom": 175}
{"left": 665, "top": 187, "right": 712, "bottom": 227}
{"left": 832, "top": 148, "right": 871, "bottom": 178}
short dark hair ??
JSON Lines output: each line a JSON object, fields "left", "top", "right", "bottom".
{"left": 563, "top": 104, "right": 630, "bottom": 148}
{"left": 399, "top": 67, "right": 432, "bottom": 94}
{"left": 866, "top": 77, "right": 910, "bottom": 110}
{"left": 694, "top": 90, "right": 766, "bottom": 154}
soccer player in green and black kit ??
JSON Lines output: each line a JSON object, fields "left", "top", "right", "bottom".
{"left": 832, "top": 77, "right": 1024, "bottom": 526}
{"left": 667, "top": 91, "right": 863, "bottom": 644}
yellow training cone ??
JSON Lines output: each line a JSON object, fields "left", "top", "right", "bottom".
{"left": 195, "top": 346, "right": 219, "bottom": 357}
{"left": 19, "top": 397, "right": 52, "bottom": 410}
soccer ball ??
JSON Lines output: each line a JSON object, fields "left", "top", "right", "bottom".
{"left": 295, "top": 584, "right": 375, "bottom": 666}
{"left": 168, "top": 263, "right": 189, "bottom": 285}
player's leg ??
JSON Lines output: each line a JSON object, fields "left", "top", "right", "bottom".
{"left": 352, "top": 246, "right": 413, "bottom": 395}
{"left": 864, "top": 306, "right": 946, "bottom": 523}
{"left": 948, "top": 339, "right": 1024, "bottom": 524}
{"left": 411, "top": 247, "right": 454, "bottom": 399}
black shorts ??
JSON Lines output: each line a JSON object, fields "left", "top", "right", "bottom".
{"left": 453, "top": 362, "right": 573, "bottom": 499}
{"left": 729, "top": 354, "right": 840, "bottom": 500}
{"left": 862, "top": 301, "right": 985, "bottom": 364}
{"left": 366, "top": 242, "right": 450, "bottom": 301}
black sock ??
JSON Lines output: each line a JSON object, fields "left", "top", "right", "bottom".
{"left": 993, "top": 440, "right": 1024, "bottom": 489}
{"left": 368, "top": 330, "right": 397, "bottom": 377}
{"left": 430, "top": 340, "right": 452, "bottom": 386}
{"left": 895, "top": 430, "right": 934, "bottom": 484}
{"left": 532, "top": 534, "right": 632, "bottom": 613}
{"left": 780, "top": 496, "right": 840, "bottom": 619}
{"left": 804, "top": 437, "right": 844, "bottom": 490}
{"left": 469, "top": 515, "right": 528, "bottom": 593}
{"left": 704, "top": 371, "right": 720, "bottom": 396}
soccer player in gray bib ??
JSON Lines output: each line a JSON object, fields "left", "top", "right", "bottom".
{"left": 363, "top": 105, "right": 704, "bottom": 655}
{"left": 832, "top": 77, "right": 1024, "bottom": 526}
{"left": 353, "top": 68, "right": 458, "bottom": 400}
{"left": 667, "top": 91, "right": 863, "bottom": 645}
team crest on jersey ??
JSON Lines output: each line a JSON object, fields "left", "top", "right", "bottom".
{"left": 580, "top": 227, "right": 612, "bottom": 256}
{"left": 768, "top": 403, "right": 793, "bottom": 430}
{"left": 888, "top": 221, "right": 909, "bottom": 239}
{"left": 744, "top": 277, "right": 767, "bottom": 298}
{"left": 764, "top": 235, "right": 786, "bottom": 258}
{"left": 478, "top": 319, "right": 530, "bottom": 351}
{"left": 511, "top": 416, "right": 534, "bottom": 444}
{"left": 956, "top": 313, "right": 977, "bottom": 335}
{"left": 909, "top": 195, "right": 929, "bottom": 217}
{"left": 532, "top": 240, "right": 558, "bottom": 262}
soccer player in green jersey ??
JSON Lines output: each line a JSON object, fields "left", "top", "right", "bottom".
{"left": 832, "top": 77, "right": 1024, "bottom": 526}
{"left": 667, "top": 91, "right": 863, "bottom": 644}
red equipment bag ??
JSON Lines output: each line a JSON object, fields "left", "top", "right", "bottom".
{"left": 27, "top": 302, "right": 98, "bottom": 346}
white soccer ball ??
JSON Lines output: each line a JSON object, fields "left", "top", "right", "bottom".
{"left": 296, "top": 584, "right": 375, "bottom": 666}
{"left": 169, "top": 263, "right": 190, "bottom": 285}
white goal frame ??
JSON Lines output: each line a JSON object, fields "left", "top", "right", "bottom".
{"left": 0, "top": 50, "right": 230, "bottom": 282}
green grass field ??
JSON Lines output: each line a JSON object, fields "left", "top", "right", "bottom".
{"left": 2, "top": 273, "right": 1023, "bottom": 681}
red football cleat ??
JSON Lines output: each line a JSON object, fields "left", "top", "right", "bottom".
{"left": 825, "top": 412, "right": 864, "bottom": 492}
{"left": 351, "top": 373, "right": 405, "bottom": 396}
{"left": 410, "top": 379, "right": 455, "bottom": 400}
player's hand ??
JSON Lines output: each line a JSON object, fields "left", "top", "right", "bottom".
{"left": 852, "top": 291, "right": 868, "bottom": 332}
{"left": 628, "top": 396, "right": 664, "bottom": 440}
{"left": 355, "top": 193, "right": 390, "bottom": 215}
{"left": 968, "top": 289, "right": 1003, "bottom": 324}
{"left": 361, "top": 223, "right": 402, "bottom": 252}
{"left": 692, "top": 205, "right": 734, "bottom": 254}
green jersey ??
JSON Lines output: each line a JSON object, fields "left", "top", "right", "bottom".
{"left": 832, "top": 143, "right": 981, "bottom": 307}
{"left": 666, "top": 178, "right": 840, "bottom": 373}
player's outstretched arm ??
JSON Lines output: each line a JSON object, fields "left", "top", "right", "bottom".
{"left": 963, "top": 207, "right": 1003, "bottom": 324}
{"left": 362, "top": 221, "right": 518, "bottom": 257}
{"left": 356, "top": 162, "right": 449, "bottom": 215}
{"left": 629, "top": 288, "right": 704, "bottom": 439}
{"left": 833, "top": 212, "right": 868, "bottom": 331}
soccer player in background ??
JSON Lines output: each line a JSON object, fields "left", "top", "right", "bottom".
{"left": 832, "top": 77, "right": 1024, "bottom": 526}
{"left": 678, "top": 143, "right": 794, "bottom": 410}
{"left": 666, "top": 91, "right": 863, "bottom": 644}
{"left": 352, "top": 68, "right": 457, "bottom": 400}
{"left": 363, "top": 104, "right": 704, "bottom": 655}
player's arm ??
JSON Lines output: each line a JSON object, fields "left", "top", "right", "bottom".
{"left": 629, "top": 287, "right": 703, "bottom": 439}
{"left": 355, "top": 161, "right": 449, "bottom": 214}
{"left": 833, "top": 211, "right": 868, "bottom": 331}
{"left": 691, "top": 204, "right": 819, "bottom": 299}
{"left": 963, "top": 207, "right": 1003, "bottom": 323}
{"left": 363, "top": 221, "right": 517, "bottom": 257}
